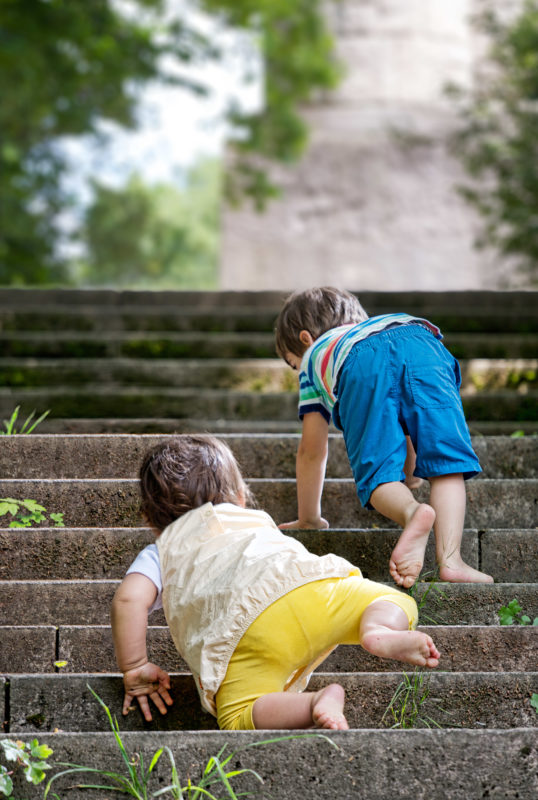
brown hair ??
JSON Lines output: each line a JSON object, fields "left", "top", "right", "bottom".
{"left": 275, "top": 287, "right": 369, "bottom": 358}
{"left": 139, "top": 435, "right": 252, "bottom": 533}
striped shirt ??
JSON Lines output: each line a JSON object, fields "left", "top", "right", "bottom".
{"left": 298, "top": 313, "right": 442, "bottom": 422}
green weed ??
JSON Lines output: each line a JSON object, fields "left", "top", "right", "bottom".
{"left": 531, "top": 694, "right": 538, "bottom": 714}
{"left": 408, "top": 567, "right": 448, "bottom": 625}
{"left": 0, "top": 406, "right": 50, "bottom": 435}
{"left": 0, "top": 498, "right": 64, "bottom": 528}
{"left": 498, "top": 598, "right": 538, "bottom": 626}
{"left": 0, "top": 738, "right": 53, "bottom": 797}
{"left": 44, "top": 685, "right": 338, "bottom": 799}
{"left": 382, "top": 669, "right": 446, "bottom": 730}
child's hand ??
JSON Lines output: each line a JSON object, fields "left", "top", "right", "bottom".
{"left": 122, "top": 662, "right": 173, "bottom": 722}
{"left": 279, "top": 518, "right": 329, "bottom": 530}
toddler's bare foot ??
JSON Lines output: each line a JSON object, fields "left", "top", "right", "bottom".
{"left": 311, "top": 684, "right": 349, "bottom": 730}
{"left": 361, "top": 629, "right": 440, "bottom": 668}
{"left": 389, "top": 503, "right": 435, "bottom": 588}
{"left": 438, "top": 563, "right": 493, "bottom": 583}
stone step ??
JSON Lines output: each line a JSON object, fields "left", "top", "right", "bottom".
{"left": 1, "top": 357, "right": 536, "bottom": 392}
{"left": 1, "top": 386, "right": 537, "bottom": 421}
{"left": 0, "top": 331, "right": 537, "bottom": 359}
{"left": 1, "top": 434, "right": 535, "bottom": 479}
{"left": 0, "top": 290, "right": 536, "bottom": 331}
{"left": 4, "top": 672, "right": 538, "bottom": 732}
{"left": 0, "top": 287, "right": 535, "bottom": 310}
{"left": 4, "top": 729, "right": 538, "bottom": 800}
{"left": 35, "top": 416, "right": 538, "bottom": 435}
{"left": 1, "top": 528, "right": 535, "bottom": 584}
{"left": 0, "top": 478, "right": 535, "bottom": 529}
{"left": 2, "top": 624, "right": 534, "bottom": 675}
{"left": 0, "top": 580, "right": 535, "bottom": 626}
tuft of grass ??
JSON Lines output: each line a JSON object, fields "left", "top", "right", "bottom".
{"left": 0, "top": 406, "right": 50, "bottom": 435}
{"left": 407, "top": 567, "right": 448, "bottom": 625}
{"left": 44, "top": 685, "right": 339, "bottom": 800}
{"left": 498, "top": 598, "right": 538, "bottom": 626}
{"left": 382, "top": 669, "right": 447, "bottom": 730}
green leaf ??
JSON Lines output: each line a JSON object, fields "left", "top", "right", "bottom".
{"left": 29, "top": 740, "right": 53, "bottom": 760}
{"left": 49, "top": 513, "right": 65, "bottom": 527}
{"left": 0, "top": 767, "right": 13, "bottom": 797}
{"left": 0, "top": 740, "right": 25, "bottom": 762}
{"left": 24, "top": 761, "right": 51, "bottom": 785}
{"left": 148, "top": 748, "right": 163, "bottom": 773}
{"left": 21, "top": 500, "right": 46, "bottom": 513}
{"left": 0, "top": 502, "right": 19, "bottom": 517}
{"left": 531, "top": 693, "right": 538, "bottom": 713}
{"left": 498, "top": 607, "right": 515, "bottom": 625}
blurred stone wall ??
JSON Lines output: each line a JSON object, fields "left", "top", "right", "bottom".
{"left": 219, "top": 0, "right": 525, "bottom": 291}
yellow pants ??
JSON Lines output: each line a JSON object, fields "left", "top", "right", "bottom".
{"left": 215, "top": 575, "right": 418, "bottom": 730}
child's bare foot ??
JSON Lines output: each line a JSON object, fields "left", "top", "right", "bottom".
{"left": 311, "top": 684, "right": 349, "bottom": 730}
{"left": 361, "top": 629, "right": 440, "bottom": 668}
{"left": 438, "top": 562, "right": 494, "bottom": 583}
{"left": 389, "top": 503, "right": 435, "bottom": 588}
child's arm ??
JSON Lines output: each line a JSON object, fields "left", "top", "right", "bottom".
{"left": 279, "top": 411, "right": 330, "bottom": 530}
{"left": 111, "top": 572, "right": 173, "bottom": 722}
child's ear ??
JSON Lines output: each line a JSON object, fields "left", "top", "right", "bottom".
{"left": 299, "top": 330, "right": 314, "bottom": 348}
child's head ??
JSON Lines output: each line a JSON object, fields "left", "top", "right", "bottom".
{"left": 139, "top": 434, "right": 252, "bottom": 532}
{"left": 275, "top": 287, "right": 368, "bottom": 360}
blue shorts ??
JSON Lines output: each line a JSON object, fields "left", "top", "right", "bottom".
{"left": 332, "top": 324, "right": 481, "bottom": 508}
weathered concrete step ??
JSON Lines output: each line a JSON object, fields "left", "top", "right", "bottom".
{"left": 0, "top": 289, "right": 536, "bottom": 327}
{"left": 36, "top": 416, "right": 538, "bottom": 435}
{"left": 5, "top": 729, "right": 538, "bottom": 800}
{"left": 4, "top": 673, "right": 538, "bottom": 732}
{"left": 0, "top": 332, "right": 537, "bottom": 359}
{"left": 2, "top": 624, "right": 533, "bottom": 675}
{"left": 2, "top": 434, "right": 535, "bottom": 479}
{"left": 1, "top": 357, "right": 536, "bottom": 392}
{"left": 1, "top": 581, "right": 535, "bottom": 626}
{"left": 2, "top": 387, "right": 536, "bottom": 421}
{"left": 0, "top": 288, "right": 535, "bottom": 310}
{"left": 0, "top": 478, "right": 535, "bottom": 529}
{"left": 2, "top": 528, "right": 535, "bottom": 584}
{"left": 0, "top": 359, "right": 294, "bottom": 391}
{"left": 0, "top": 331, "right": 277, "bottom": 358}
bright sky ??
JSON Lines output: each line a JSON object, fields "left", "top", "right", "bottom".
{"left": 60, "top": 1, "right": 262, "bottom": 204}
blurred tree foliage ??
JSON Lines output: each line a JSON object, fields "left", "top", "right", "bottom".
{"left": 451, "top": 0, "right": 538, "bottom": 284}
{"left": 80, "top": 160, "right": 220, "bottom": 288}
{"left": 0, "top": 0, "right": 341, "bottom": 285}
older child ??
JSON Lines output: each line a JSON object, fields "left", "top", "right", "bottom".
{"left": 275, "top": 287, "right": 493, "bottom": 588}
{"left": 111, "top": 434, "right": 440, "bottom": 731}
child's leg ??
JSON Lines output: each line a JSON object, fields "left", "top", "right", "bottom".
{"left": 404, "top": 435, "right": 423, "bottom": 490}
{"left": 359, "top": 599, "right": 440, "bottom": 667}
{"left": 252, "top": 684, "right": 348, "bottom": 730}
{"left": 369, "top": 480, "right": 435, "bottom": 588}
{"left": 429, "top": 474, "right": 493, "bottom": 583}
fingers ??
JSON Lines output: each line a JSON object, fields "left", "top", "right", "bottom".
{"left": 122, "top": 691, "right": 135, "bottom": 716}
{"left": 137, "top": 695, "right": 154, "bottom": 722}
{"left": 149, "top": 686, "right": 173, "bottom": 716}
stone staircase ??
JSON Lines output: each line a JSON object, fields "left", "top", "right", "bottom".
{"left": 0, "top": 289, "right": 537, "bottom": 798}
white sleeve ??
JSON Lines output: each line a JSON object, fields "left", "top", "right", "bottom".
{"left": 126, "top": 543, "right": 163, "bottom": 613}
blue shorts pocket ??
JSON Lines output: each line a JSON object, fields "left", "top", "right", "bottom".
{"left": 408, "top": 362, "right": 461, "bottom": 409}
